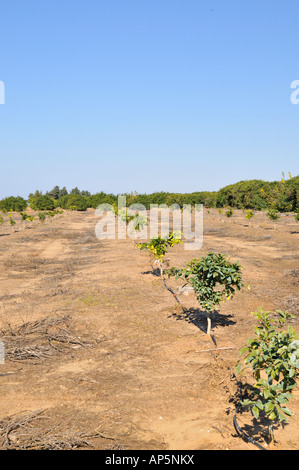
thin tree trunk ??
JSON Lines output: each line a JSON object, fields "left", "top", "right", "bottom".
{"left": 268, "top": 424, "right": 274, "bottom": 444}
{"left": 159, "top": 260, "right": 163, "bottom": 277}
{"left": 207, "top": 312, "right": 212, "bottom": 335}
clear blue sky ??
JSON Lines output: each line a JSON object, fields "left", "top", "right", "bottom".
{"left": 0, "top": 0, "right": 298, "bottom": 199}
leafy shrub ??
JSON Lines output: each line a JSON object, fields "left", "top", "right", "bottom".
{"left": 29, "top": 195, "right": 55, "bottom": 211}
{"left": 167, "top": 252, "right": 244, "bottom": 335}
{"left": 137, "top": 232, "right": 183, "bottom": 275}
{"left": 267, "top": 208, "right": 280, "bottom": 229}
{"left": 267, "top": 208, "right": 280, "bottom": 220}
{"left": 38, "top": 212, "right": 46, "bottom": 221}
{"left": 245, "top": 209, "right": 254, "bottom": 220}
{"left": 114, "top": 204, "right": 147, "bottom": 232}
{"left": 8, "top": 214, "right": 16, "bottom": 230}
{"left": 0, "top": 196, "right": 27, "bottom": 212}
{"left": 86, "top": 192, "right": 117, "bottom": 209}
{"left": 237, "top": 309, "right": 299, "bottom": 440}
{"left": 20, "top": 212, "right": 28, "bottom": 221}
{"left": 58, "top": 194, "right": 88, "bottom": 211}
{"left": 26, "top": 215, "right": 36, "bottom": 223}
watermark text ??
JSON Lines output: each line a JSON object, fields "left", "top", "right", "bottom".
{"left": 95, "top": 197, "right": 203, "bottom": 250}
{"left": 290, "top": 80, "right": 299, "bottom": 105}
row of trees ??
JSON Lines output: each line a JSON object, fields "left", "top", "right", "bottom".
{"left": 137, "top": 234, "right": 299, "bottom": 445}
{"left": 0, "top": 175, "right": 298, "bottom": 213}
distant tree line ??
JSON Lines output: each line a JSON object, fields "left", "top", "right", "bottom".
{"left": 0, "top": 175, "right": 298, "bottom": 213}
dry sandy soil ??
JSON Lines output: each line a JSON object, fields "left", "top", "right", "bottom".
{"left": 0, "top": 208, "right": 298, "bottom": 450}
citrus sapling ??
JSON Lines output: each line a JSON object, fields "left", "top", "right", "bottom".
{"left": 166, "top": 252, "right": 244, "bottom": 335}
{"left": 267, "top": 208, "right": 280, "bottom": 230}
{"left": 137, "top": 232, "right": 183, "bottom": 276}
{"left": 225, "top": 208, "right": 233, "bottom": 218}
{"left": 8, "top": 214, "right": 16, "bottom": 232}
{"left": 236, "top": 309, "right": 299, "bottom": 443}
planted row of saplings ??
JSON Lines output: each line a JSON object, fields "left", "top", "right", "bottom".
{"left": 136, "top": 231, "right": 299, "bottom": 447}
{"left": 0, "top": 210, "right": 64, "bottom": 231}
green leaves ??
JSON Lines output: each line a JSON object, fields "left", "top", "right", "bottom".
{"left": 29, "top": 195, "right": 55, "bottom": 211}
{"left": 0, "top": 196, "right": 27, "bottom": 212}
{"left": 137, "top": 232, "right": 183, "bottom": 261}
{"left": 238, "top": 309, "right": 299, "bottom": 424}
{"left": 166, "top": 252, "right": 244, "bottom": 312}
{"left": 267, "top": 208, "right": 280, "bottom": 221}
{"left": 245, "top": 209, "right": 254, "bottom": 220}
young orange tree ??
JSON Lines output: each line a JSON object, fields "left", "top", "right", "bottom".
{"left": 167, "top": 252, "right": 244, "bottom": 335}
{"left": 244, "top": 209, "right": 255, "bottom": 228}
{"left": 137, "top": 232, "right": 183, "bottom": 276}
{"left": 237, "top": 309, "right": 299, "bottom": 443}
{"left": 8, "top": 214, "right": 16, "bottom": 232}
{"left": 267, "top": 208, "right": 280, "bottom": 229}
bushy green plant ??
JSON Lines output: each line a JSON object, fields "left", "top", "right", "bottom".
{"left": 29, "top": 195, "right": 55, "bottom": 211}
{"left": 114, "top": 205, "right": 135, "bottom": 225}
{"left": 8, "top": 214, "right": 16, "bottom": 231}
{"left": 237, "top": 309, "right": 299, "bottom": 441}
{"left": 26, "top": 215, "right": 36, "bottom": 226}
{"left": 65, "top": 194, "right": 88, "bottom": 211}
{"left": 0, "top": 196, "right": 27, "bottom": 212}
{"left": 20, "top": 212, "right": 28, "bottom": 221}
{"left": 267, "top": 208, "right": 280, "bottom": 221}
{"left": 225, "top": 208, "right": 233, "bottom": 218}
{"left": 267, "top": 208, "right": 280, "bottom": 229}
{"left": 38, "top": 212, "right": 46, "bottom": 221}
{"left": 133, "top": 212, "right": 148, "bottom": 232}
{"left": 245, "top": 209, "right": 254, "bottom": 220}
{"left": 167, "top": 252, "right": 244, "bottom": 335}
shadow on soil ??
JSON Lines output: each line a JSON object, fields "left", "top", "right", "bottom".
{"left": 169, "top": 307, "right": 236, "bottom": 333}
{"left": 230, "top": 383, "right": 289, "bottom": 449}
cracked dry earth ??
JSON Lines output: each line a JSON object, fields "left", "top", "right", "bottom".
{"left": 0, "top": 208, "right": 298, "bottom": 450}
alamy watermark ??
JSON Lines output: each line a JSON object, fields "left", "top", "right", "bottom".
{"left": 290, "top": 80, "right": 299, "bottom": 105}
{"left": 0, "top": 81, "right": 5, "bottom": 104}
{"left": 95, "top": 196, "right": 203, "bottom": 250}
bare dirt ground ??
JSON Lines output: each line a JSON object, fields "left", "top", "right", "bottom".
{"left": 0, "top": 208, "right": 298, "bottom": 450}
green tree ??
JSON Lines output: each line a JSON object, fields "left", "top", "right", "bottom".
{"left": 267, "top": 208, "right": 280, "bottom": 229}
{"left": 59, "top": 186, "right": 68, "bottom": 198}
{"left": 29, "top": 195, "right": 55, "bottom": 211}
{"left": 167, "top": 252, "right": 244, "bottom": 335}
{"left": 0, "top": 196, "right": 27, "bottom": 212}
{"left": 8, "top": 214, "right": 16, "bottom": 231}
{"left": 225, "top": 208, "right": 233, "bottom": 218}
{"left": 28, "top": 190, "right": 43, "bottom": 199}
{"left": 137, "top": 232, "right": 183, "bottom": 276}
{"left": 65, "top": 194, "right": 88, "bottom": 211}
{"left": 70, "top": 187, "right": 81, "bottom": 195}
{"left": 46, "top": 185, "right": 61, "bottom": 200}
{"left": 245, "top": 209, "right": 254, "bottom": 220}
{"left": 237, "top": 309, "right": 299, "bottom": 442}
{"left": 38, "top": 212, "right": 47, "bottom": 221}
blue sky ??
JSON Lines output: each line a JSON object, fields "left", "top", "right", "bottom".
{"left": 0, "top": 0, "right": 298, "bottom": 199}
